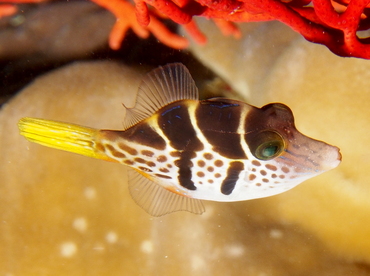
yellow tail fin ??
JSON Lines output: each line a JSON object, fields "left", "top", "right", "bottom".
{"left": 18, "top": 118, "right": 115, "bottom": 162}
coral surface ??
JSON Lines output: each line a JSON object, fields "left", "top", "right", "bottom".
{"left": 187, "top": 19, "right": 370, "bottom": 263}
{"left": 1, "top": 61, "right": 369, "bottom": 275}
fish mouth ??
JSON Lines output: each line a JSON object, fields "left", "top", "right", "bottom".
{"left": 280, "top": 135, "right": 342, "bottom": 174}
{"left": 333, "top": 146, "right": 342, "bottom": 161}
{"left": 320, "top": 145, "right": 342, "bottom": 171}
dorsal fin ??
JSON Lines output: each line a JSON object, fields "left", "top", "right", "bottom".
{"left": 123, "top": 63, "right": 199, "bottom": 129}
{"left": 128, "top": 169, "right": 205, "bottom": 216}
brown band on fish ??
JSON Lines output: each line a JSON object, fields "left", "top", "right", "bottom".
{"left": 118, "top": 123, "right": 167, "bottom": 150}
{"left": 176, "top": 151, "right": 197, "bottom": 190}
{"left": 154, "top": 173, "right": 172, "bottom": 179}
{"left": 158, "top": 102, "right": 203, "bottom": 151}
{"left": 220, "top": 161, "right": 244, "bottom": 195}
{"left": 244, "top": 103, "right": 295, "bottom": 148}
{"left": 141, "top": 150, "right": 154, "bottom": 157}
{"left": 95, "top": 142, "right": 106, "bottom": 153}
{"left": 157, "top": 102, "right": 206, "bottom": 191}
{"left": 117, "top": 142, "right": 138, "bottom": 156}
{"left": 196, "top": 100, "right": 247, "bottom": 159}
{"left": 105, "top": 144, "right": 127, "bottom": 158}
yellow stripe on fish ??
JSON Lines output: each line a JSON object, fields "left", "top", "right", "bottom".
{"left": 18, "top": 63, "right": 342, "bottom": 216}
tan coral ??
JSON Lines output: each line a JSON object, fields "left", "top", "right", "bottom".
{"left": 186, "top": 19, "right": 370, "bottom": 263}
{"left": 1, "top": 61, "right": 369, "bottom": 274}
{"left": 259, "top": 38, "right": 370, "bottom": 262}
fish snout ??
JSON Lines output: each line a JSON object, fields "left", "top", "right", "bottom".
{"left": 303, "top": 140, "right": 342, "bottom": 173}
{"left": 320, "top": 144, "right": 341, "bottom": 171}
{"left": 282, "top": 133, "right": 342, "bottom": 174}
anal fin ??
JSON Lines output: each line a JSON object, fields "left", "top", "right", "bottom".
{"left": 128, "top": 169, "right": 205, "bottom": 216}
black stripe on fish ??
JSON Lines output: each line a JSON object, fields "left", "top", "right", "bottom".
{"left": 196, "top": 99, "right": 248, "bottom": 159}
{"left": 117, "top": 123, "right": 167, "bottom": 150}
{"left": 158, "top": 101, "right": 203, "bottom": 190}
{"left": 176, "top": 150, "right": 197, "bottom": 190}
{"left": 220, "top": 161, "right": 244, "bottom": 195}
{"left": 158, "top": 101, "right": 204, "bottom": 151}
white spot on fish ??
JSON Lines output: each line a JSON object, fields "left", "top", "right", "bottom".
{"left": 141, "top": 240, "right": 154, "bottom": 254}
{"left": 269, "top": 228, "right": 283, "bottom": 239}
{"left": 72, "top": 217, "right": 88, "bottom": 233}
{"left": 60, "top": 241, "right": 78, "bottom": 258}
{"left": 84, "top": 186, "right": 97, "bottom": 199}
{"left": 225, "top": 244, "right": 245, "bottom": 257}
{"left": 105, "top": 231, "right": 118, "bottom": 244}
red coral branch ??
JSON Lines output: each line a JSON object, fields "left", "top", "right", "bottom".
{"left": 212, "top": 18, "right": 241, "bottom": 38}
{"left": 90, "top": 0, "right": 188, "bottom": 49}
{"left": 0, "top": 4, "right": 17, "bottom": 17}
{"left": 134, "top": 0, "right": 150, "bottom": 26}
{"left": 2, "top": 0, "right": 370, "bottom": 59}
{"left": 198, "top": 0, "right": 370, "bottom": 58}
{"left": 183, "top": 20, "right": 207, "bottom": 44}
{"left": 144, "top": 0, "right": 192, "bottom": 24}
{"left": 0, "top": 0, "right": 44, "bottom": 17}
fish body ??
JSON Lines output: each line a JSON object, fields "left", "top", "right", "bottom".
{"left": 18, "top": 63, "right": 341, "bottom": 216}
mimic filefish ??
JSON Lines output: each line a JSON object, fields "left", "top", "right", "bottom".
{"left": 18, "top": 63, "right": 341, "bottom": 216}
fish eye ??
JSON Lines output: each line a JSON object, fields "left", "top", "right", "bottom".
{"left": 249, "top": 130, "right": 285, "bottom": 160}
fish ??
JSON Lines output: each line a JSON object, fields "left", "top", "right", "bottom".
{"left": 18, "top": 63, "right": 342, "bottom": 216}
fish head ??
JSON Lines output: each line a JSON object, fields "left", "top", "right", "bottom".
{"left": 245, "top": 103, "right": 341, "bottom": 184}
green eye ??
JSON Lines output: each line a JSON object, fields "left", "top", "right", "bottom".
{"left": 249, "top": 130, "right": 285, "bottom": 160}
